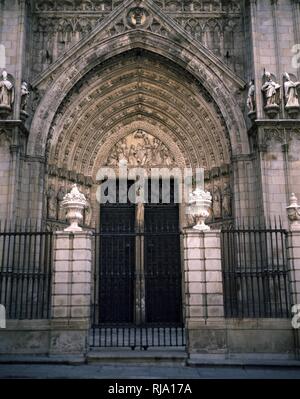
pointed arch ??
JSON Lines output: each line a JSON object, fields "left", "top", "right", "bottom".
{"left": 28, "top": 0, "right": 249, "bottom": 157}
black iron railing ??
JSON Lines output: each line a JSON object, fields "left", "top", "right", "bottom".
{"left": 0, "top": 221, "right": 53, "bottom": 319}
{"left": 221, "top": 219, "right": 291, "bottom": 318}
{"left": 91, "top": 226, "right": 185, "bottom": 349}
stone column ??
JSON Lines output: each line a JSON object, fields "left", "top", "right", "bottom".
{"left": 184, "top": 229, "right": 226, "bottom": 360}
{"left": 50, "top": 185, "right": 91, "bottom": 357}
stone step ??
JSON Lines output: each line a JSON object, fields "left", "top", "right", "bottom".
{"left": 86, "top": 348, "right": 187, "bottom": 365}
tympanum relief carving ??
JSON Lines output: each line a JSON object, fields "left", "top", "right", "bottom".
{"left": 106, "top": 130, "right": 176, "bottom": 167}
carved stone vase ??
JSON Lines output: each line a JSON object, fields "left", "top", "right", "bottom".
{"left": 188, "top": 188, "right": 212, "bottom": 231}
{"left": 61, "top": 184, "right": 88, "bottom": 231}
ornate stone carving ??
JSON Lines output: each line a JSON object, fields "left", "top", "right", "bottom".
{"left": 212, "top": 186, "right": 221, "bottom": 219}
{"left": 127, "top": 7, "right": 149, "bottom": 28}
{"left": 106, "top": 130, "right": 176, "bottom": 167}
{"left": 44, "top": 50, "right": 232, "bottom": 177}
{"left": 46, "top": 184, "right": 57, "bottom": 219}
{"left": 61, "top": 184, "right": 88, "bottom": 231}
{"left": 262, "top": 128, "right": 285, "bottom": 147}
{"left": 287, "top": 193, "right": 300, "bottom": 230}
{"left": 57, "top": 186, "right": 67, "bottom": 220}
{"left": 83, "top": 192, "right": 92, "bottom": 226}
{"left": 283, "top": 72, "right": 300, "bottom": 117}
{"left": 0, "top": 70, "right": 14, "bottom": 116}
{"left": 188, "top": 188, "right": 212, "bottom": 231}
{"left": 31, "top": 0, "right": 243, "bottom": 78}
{"left": 34, "top": 0, "right": 241, "bottom": 13}
{"left": 222, "top": 182, "right": 232, "bottom": 218}
{"left": 20, "top": 81, "right": 30, "bottom": 119}
{"left": 47, "top": 163, "right": 94, "bottom": 187}
{"left": 261, "top": 71, "right": 280, "bottom": 118}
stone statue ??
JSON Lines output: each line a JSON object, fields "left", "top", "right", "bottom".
{"left": 83, "top": 193, "right": 92, "bottom": 226}
{"left": 0, "top": 70, "right": 14, "bottom": 111}
{"left": 20, "top": 81, "right": 30, "bottom": 112}
{"left": 57, "top": 186, "right": 66, "bottom": 220}
{"left": 222, "top": 183, "right": 232, "bottom": 218}
{"left": 247, "top": 80, "right": 256, "bottom": 114}
{"left": 212, "top": 187, "right": 221, "bottom": 219}
{"left": 262, "top": 71, "right": 280, "bottom": 106}
{"left": 47, "top": 185, "right": 57, "bottom": 219}
{"left": 261, "top": 71, "right": 280, "bottom": 117}
{"left": 283, "top": 72, "right": 300, "bottom": 113}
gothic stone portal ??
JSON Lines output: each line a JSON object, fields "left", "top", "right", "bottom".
{"left": 45, "top": 50, "right": 233, "bottom": 232}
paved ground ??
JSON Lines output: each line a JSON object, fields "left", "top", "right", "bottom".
{"left": 0, "top": 364, "right": 299, "bottom": 379}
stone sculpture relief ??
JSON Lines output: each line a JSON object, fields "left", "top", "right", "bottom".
{"left": 261, "top": 71, "right": 280, "bottom": 118}
{"left": 106, "top": 130, "right": 176, "bottom": 167}
{"left": 0, "top": 70, "right": 14, "bottom": 116}
{"left": 247, "top": 79, "right": 256, "bottom": 119}
{"left": 222, "top": 183, "right": 232, "bottom": 218}
{"left": 283, "top": 72, "right": 300, "bottom": 116}
{"left": 57, "top": 186, "right": 67, "bottom": 220}
{"left": 46, "top": 184, "right": 57, "bottom": 219}
{"left": 34, "top": 0, "right": 241, "bottom": 13}
{"left": 212, "top": 187, "right": 221, "bottom": 219}
{"left": 20, "top": 82, "right": 29, "bottom": 110}
{"left": 127, "top": 7, "right": 149, "bottom": 28}
{"left": 20, "top": 81, "right": 30, "bottom": 119}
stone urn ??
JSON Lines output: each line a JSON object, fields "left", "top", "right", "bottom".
{"left": 188, "top": 188, "right": 212, "bottom": 231}
{"left": 287, "top": 192, "right": 300, "bottom": 230}
{"left": 61, "top": 184, "right": 88, "bottom": 232}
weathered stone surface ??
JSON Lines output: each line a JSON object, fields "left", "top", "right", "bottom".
{"left": 0, "top": 0, "right": 300, "bottom": 360}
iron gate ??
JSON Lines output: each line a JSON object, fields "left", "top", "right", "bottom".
{"left": 221, "top": 220, "right": 291, "bottom": 318}
{"left": 91, "top": 197, "right": 185, "bottom": 349}
{"left": 0, "top": 221, "right": 53, "bottom": 319}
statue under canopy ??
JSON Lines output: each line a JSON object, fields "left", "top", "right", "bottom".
{"left": 0, "top": 70, "right": 14, "bottom": 111}
{"left": 261, "top": 71, "right": 280, "bottom": 117}
{"left": 283, "top": 72, "right": 300, "bottom": 114}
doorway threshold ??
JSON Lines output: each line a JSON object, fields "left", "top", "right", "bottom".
{"left": 86, "top": 348, "right": 187, "bottom": 366}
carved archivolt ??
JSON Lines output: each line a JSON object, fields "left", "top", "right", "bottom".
{"left": 42, "top": 48, "right": 234, "bottom": 227}
{"left": 28, "top": 0, "right": 248, "bottom": 159}
{"left": 45, "top": 51, "right": 231, "bottom": 178}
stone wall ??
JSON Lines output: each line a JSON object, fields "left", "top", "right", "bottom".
{"left": 30, "top": 0, "right": 246, "bottom": 78}
{"left": 0, "top": 132, "right": 11, "bottom": 219}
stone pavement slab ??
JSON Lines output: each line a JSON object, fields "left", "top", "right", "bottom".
{"left": 0, "top": 364, "right": 299, "bottom": 379}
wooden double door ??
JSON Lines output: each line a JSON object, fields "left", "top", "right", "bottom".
{"left": 96, "top": 179, "right": 183, "bottom": 326}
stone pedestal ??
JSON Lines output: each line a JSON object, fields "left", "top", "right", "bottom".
{"left": 50, "top": 231, "right": 92, "bottom": 355}
{"left": 287, "top": 230, "right": 300, "bottom": 305}
{"left": 184, "top": 229, "right": 226, "bottom": 357}
{"left": 287, "top": 230, "right": 300, "bottom": 358}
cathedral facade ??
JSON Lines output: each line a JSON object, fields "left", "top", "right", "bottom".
{"left": 0, "top": 0, "right": 300, "bottom": 362}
